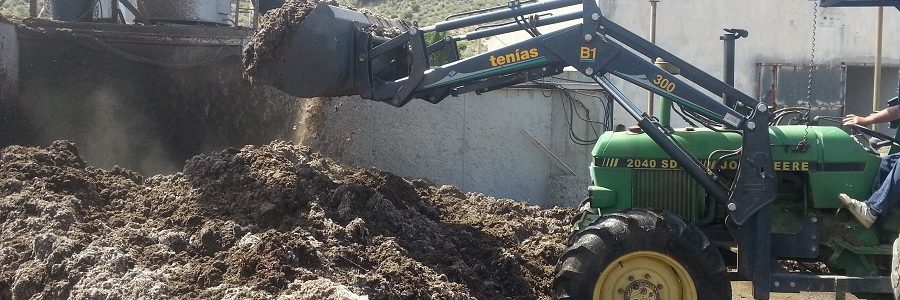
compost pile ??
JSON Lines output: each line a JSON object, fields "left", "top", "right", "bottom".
{"left": 0, "top": 141, "right": 572, "bottom": 299}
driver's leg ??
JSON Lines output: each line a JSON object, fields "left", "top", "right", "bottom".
{"left": 873, "top": 153, "right": 900, "bottom": 191}
{"left": 867, "top": 153, "right": 900, "bottom": 218}
{"left": 840, "top": 153, "right": 900, "bottom": 228}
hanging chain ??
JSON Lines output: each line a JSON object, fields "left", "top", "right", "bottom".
{"left": 806, "top": 2, "right": 818, "bottom": 111}
{"left": 797, "top": 1, "right": 819, "bottom": 152}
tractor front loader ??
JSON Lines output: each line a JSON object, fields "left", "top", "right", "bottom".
{"left": 247, "top": 0, "right": 900, "bottom": 299}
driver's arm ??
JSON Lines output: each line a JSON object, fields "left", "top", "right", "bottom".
{"left": 843, "top": 106, "right": 900, "bottom": 126}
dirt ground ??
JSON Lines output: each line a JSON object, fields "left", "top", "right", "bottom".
{"left": 1, "top": 141, "right": 887, "bottom": 300}
{"left": 0, "top": 141, "right": 572, "bottom": 299}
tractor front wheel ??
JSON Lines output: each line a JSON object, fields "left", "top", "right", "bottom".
{"left": 552, "top": 208, "right": 731, "bottom": 300}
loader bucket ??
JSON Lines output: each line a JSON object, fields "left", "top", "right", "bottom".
{"left": 246, "top": 3, "right": 407, "bottom": 98}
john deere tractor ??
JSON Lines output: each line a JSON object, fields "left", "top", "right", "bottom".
{"left": 560, "top": 122, "right": 900, "bottom": 299}
{"left": 248, "top": 0, "right": 900, "bottom": 298}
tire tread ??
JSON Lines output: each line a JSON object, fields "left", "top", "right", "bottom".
{"left": 551, "top": 208, "right": 731, "bottom": 299}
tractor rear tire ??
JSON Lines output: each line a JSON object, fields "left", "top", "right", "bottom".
{"left": 891, "top": 235, "right": 900, "bottom": 300}
{"left": 552, "top": 208, "right": 731, "bottom": 300}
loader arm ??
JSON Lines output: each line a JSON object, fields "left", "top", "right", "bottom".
{"left": 819, "top": 0, "right": 900, "bottom": 10}
{"left": 364, "top": 0, "right": 776, "bottom": 223}
{"left": 249, "top": 0, "right": 778, "bottom": 295}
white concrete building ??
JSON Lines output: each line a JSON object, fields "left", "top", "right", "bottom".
{"left": 488, "top": 0, "right": 900, "bottom": 128}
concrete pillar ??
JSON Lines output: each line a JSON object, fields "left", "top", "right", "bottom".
{"left": 29, "top": 0, "right": 37, "bottom": 17}
{"left": 0, "top": 19, "right": 18, "bottom": 102}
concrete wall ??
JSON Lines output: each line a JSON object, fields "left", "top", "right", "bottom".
{"left": 302, "top": 80, "right": 602, "bottom": 207}
{"left": 847, "top": 66, "right": 900, "bottom": 112}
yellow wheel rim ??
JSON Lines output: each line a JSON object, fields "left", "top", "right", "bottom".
{"left": 593, "top": 251, "right": 698, "bottom": 300}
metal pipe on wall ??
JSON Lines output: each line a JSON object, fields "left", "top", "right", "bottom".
{"left": 0, "top": 19, "right": 19, "bottom": 100}
{"left": 873, "top": 6, "right": 884, "bottom": 119}
{"left": 721, "top": 29, "right": 747, "bottom": 108}
{"left": 647, "top": 0, "right": 659, "bottom": 115}
{"left": 252, "top": 0, "right": 260, "bottom": 28}
{"left": 233, "top": 0, "right": 240, "bottom": 26}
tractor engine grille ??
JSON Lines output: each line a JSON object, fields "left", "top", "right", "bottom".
{"left": 632, "top": 169, "right": 701, "bottom": 222}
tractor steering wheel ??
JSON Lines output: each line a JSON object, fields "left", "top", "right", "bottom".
{"left": 846, "top": 123, "right": 900, "bottom": 155}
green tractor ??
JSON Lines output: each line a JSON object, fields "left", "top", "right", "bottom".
{"left": 553, "top": 2, "right": 900, "bottom": 298}
{"left": 557, "top": 123, "right": 900, "bottom": 299}
{"left": 246, "top": 0, "right": 900, "bottom": 297}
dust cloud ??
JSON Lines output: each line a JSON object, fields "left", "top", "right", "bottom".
{"left": 78, "top": 85, "right": 179, "bottom": 175}
{"left": 294, "top": 97, "right": 329, "bottom": 147}
{"left": 9, "top": 78, "right": 181, "bottom": 176}
{"left": 2, "top": 20, "right": 301, "bottom": 176}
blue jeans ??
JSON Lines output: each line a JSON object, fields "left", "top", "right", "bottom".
{"left": 867, "top": 153, "right": 900, "bottom": 216}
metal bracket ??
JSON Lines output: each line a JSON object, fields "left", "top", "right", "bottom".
{"left": 728, "top": 208, "right": 774, "bottom": 298}
{"left": 354, "top": 30, "right": 374, "bottom": 100}
{"left": 370, "top": 32, "right": 411, "bottom": 58}
{"left": 425, "top": 37, "right": 461, "bottom": 63}
{"left": 770, "top": 273, "right": 892, "bottom": 294}
{"left": 581, "top": 0, "right": 602, "bottom": 39}
{"left": 772, "top": 215, "right": 820, "bottom": 258}
{"left": 387, "top": 28, "right": 427, "bottom": 107}
{"left": 728, "top": 109, "right": 777, "bottom": 225}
